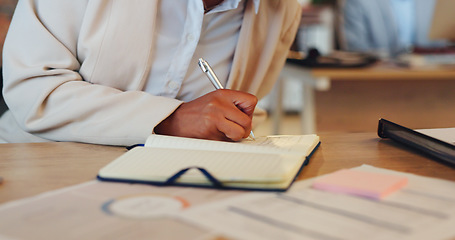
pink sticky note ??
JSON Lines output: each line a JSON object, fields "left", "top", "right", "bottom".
{"left": 312, "top": 169, "right": 408, "bottom": 200}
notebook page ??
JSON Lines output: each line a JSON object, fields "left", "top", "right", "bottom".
{"left": 145, "top": 134, "right": 319, "bottom": 155}
{"left": 98, "top": 148, "right": 303, "bottom": 184}
{"left": 241, "top": 135, "right": 320, "bottom": 155}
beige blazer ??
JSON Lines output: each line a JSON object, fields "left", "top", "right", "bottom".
{"left": 1, "top": 0, "right": 301, "bottom": 146}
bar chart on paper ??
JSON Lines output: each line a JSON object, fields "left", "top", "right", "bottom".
{"left": 179, "top": 165, "right": 455, "bottom": 240}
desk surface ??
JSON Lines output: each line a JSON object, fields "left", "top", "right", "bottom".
{"left": 310, "top": 62, "right": 455, "bottom": 80}
{"left": 1, "top": 132, "right": 454, "bottom": 204}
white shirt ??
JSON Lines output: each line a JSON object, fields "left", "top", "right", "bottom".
{"left": 144, "top": 0, "right": 260, "bottom": 102}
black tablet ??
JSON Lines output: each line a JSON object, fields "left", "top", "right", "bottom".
{"left": 378, "top": 118, "right": 455, "bottom": 165}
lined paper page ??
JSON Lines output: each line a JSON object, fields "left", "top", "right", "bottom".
{"left": 242, "top": 135, "right": 320, "bottom": 155}
{"left": 145, "top": 134, "right": 319, "bottom": 155}
{"left": 99, "top": 148, "right": 303, "bottom": 184}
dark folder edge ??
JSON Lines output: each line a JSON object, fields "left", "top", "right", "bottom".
{"left": 377, "top": 118, "right": 455, "bottom": 166}
{"left": 97, "top": 141, "right": 321, "bottom": 192}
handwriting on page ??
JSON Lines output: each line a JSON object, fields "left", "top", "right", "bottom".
{"left": 241, "top": 135, "right": 318, "bottom": 155}
{"left": 242, "top": 136, "right": 307, "bottom": 148}
{"left": 145, "top": 135, "right": 318, "bottom": 155}
{"left": 146, "top": 135, "right": 270, "bottom": 154}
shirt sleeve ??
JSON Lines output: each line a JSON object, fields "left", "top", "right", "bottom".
{"left": 2, "top": 0, "right": 182, "bottom": 146}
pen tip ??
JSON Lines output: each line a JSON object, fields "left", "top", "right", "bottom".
{"left": 249, "top": 131, "right": 256, "bottom": 140}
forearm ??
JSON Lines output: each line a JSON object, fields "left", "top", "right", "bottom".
{"left": 4, "top": 70, "right": 183, "bottom": 145}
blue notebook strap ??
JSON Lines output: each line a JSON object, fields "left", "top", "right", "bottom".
{"left": 164, "top": 167, "right": 223, "bottom": 188}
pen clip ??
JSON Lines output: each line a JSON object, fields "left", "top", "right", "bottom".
{"left": 198, "top": 58, "right": 224, "bottom": 90}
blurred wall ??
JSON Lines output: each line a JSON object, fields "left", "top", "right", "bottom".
{"left": 0, "top": 0, "right": 16, "bottom": 115}
{"left": 0, "top": 0, "right": 17, "bottom": 66}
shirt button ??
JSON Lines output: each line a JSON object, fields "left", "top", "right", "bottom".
{"left": 187, "top": 34, "right": 195, "bottom": 42}
{"left": 168, "top": 81, "right": 180, "bottom": 90}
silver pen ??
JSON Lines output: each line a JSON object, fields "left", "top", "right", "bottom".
{"left": 198, "top": 58, "right": 256, "bottom": 140}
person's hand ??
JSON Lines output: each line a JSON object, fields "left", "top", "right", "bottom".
{"left": 155, "top": 89, "right": 257, "bottom": 141}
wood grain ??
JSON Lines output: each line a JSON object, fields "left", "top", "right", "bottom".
{"left": 1, "top": 133, "right": 454, "bottom": 204}
{"left": 0, "top": 142, "right": 125, "bottom": 203}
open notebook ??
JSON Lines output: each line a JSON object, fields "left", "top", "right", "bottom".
{"left": 98, "top": 134, "right": 320, "bottom": 191}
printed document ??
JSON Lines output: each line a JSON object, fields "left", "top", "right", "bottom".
{"left": 1, "top": 165, "right": 455, "bottom": 239}
{"left": 179, "top": 165, "right": 455, "bottom": 240}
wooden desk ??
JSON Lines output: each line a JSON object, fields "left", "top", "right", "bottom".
{"left": 1, "top": 132, "right": 454, "bottom": 204}
{"left": 311, "top": 62, "right": 455, "bottom": 81}
{"left": 276, "top": 62, "right": 455, "bottom": 134}
{"left": 0, "top": 142, "right": 126, "bottom": 203}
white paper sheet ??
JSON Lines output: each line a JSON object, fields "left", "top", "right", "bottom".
{"left": 1, "top": 165, "right": 454, "bottom": 240}
{"left": 0, "top": 181, "right": 241, "bottom": 240}
{"left": 179, "top": 165, "right": 455, "bottom": 240}
{"left": 416, "top": 127, "right": 455, "bottom": 145}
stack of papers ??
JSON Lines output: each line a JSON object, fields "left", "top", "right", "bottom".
{"left": 0, "top": 165, "right": 454, "bottom": 240}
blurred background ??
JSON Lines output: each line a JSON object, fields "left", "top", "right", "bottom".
{"left": 0, "top": 0, "right": 16, "bottom": 65}
{"left": 0, "top": 0, "right": 16, "bottom": 115}
{"left": 258, "top": 0, "right": 455, "bottom": 136}
{"left": 0, "top": 0, "right": 454, "bottom": 136}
